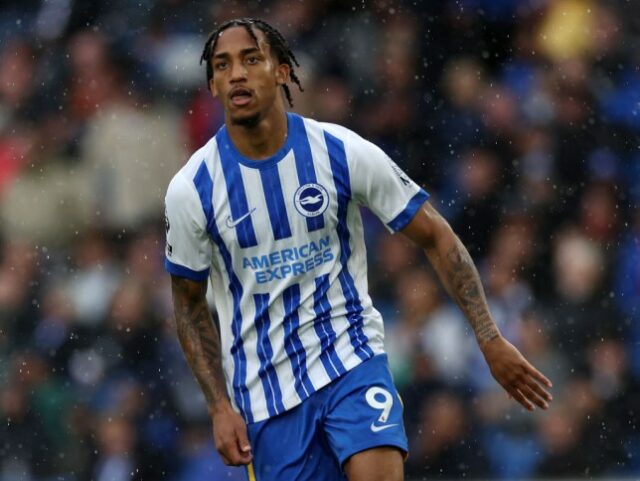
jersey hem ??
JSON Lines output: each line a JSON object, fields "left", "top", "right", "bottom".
{"left": 244, "top": 347, "right": 385, "bottom": 424}
{"left": 164, "top": 257, "right": 210, "bottom": 281}
{"left": 387, "top": 189, "right": 430, "bottom": 232}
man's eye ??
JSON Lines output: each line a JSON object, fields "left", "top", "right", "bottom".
{"left": 214, "top": 62, "right": 227, "bottom": 70}
{"left": 246, "top": 56, "right": 259, "bottom": 64}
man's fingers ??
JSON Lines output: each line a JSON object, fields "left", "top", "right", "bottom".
{"left": 236, "top": 422, "right": 252, "bottom": 454}
{"left": 526, "top": 376, "right": 553, "bottom": 403}
{"left": 218, "top": 441, "right": 242, "bottom": 465}
{"left": 526, "top": 363, "right": 552, "bottom": 388}
{"left": 235, "top": 441, "right": 253, "bottom": 464}
{"left": 519, "top": 383, "right": 549, "bottom": 409}
{"left": 234, "top": 419, "right": 253, "bottom": 464}
{"left": 217, "top": 434, "right": 251, "bottom": 466}
{"left": 219, "top": 452, "right": 231, "bottom": 465}
{"left": 219, "top": 444, "right": 250, "bottom": 466}
{"left": 213, "top": 412, "right": 252, "bottom": 466}
{"left": 508, "top": 387, "right": 535, "bottom": 411}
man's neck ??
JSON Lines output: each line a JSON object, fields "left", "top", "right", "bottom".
{"left": 225, "top": 104, "right": 288, "bottom": 160}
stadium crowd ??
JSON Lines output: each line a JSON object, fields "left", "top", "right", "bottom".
{"left": 0, "top": 0, "right": 639, "bottom": 480}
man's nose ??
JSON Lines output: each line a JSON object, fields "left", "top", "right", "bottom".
{"left": 230, "top": 61, "right": 247, "bottom": 81}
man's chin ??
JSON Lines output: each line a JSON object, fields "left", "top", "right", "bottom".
{"left": 230, "top": 111, "right": 261, "bottom": 128}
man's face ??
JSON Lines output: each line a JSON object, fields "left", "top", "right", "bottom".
{"left": 209, "top": 26, "right": 289, "bottom": 127}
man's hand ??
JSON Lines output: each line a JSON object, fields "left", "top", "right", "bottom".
{"left": 481, "top": 335, "right": 553, "bottom": 411}
{"left": 212, "top": 403, "right": 253, "bottom": 466}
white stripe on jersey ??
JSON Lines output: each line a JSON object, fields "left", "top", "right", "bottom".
{"left": 164, "top": 113, "right": 429, "bottom": 423}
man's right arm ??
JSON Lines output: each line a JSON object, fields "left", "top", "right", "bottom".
{"left": 171, "top": 274, "right": 228, "bottom": 410}
{"left": 170, "top": 274, "right": 253, "bottom": 465}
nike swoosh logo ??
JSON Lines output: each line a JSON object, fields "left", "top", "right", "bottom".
{"left": 225, "top": 208, "right": 256, "bottom": 229}
{"left": 370, "top": 422, "right": 398, "bottom": 433}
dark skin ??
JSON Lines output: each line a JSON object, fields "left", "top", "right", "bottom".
{"left": 170, "top": 24, "right": 552, "bottom": 481}
{"left": 209, "top": 26, "right": 290, "bottom": 160}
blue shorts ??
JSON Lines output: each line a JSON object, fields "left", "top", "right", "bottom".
{"left": 245, "top": 354, "right": 408, "bottom": 481}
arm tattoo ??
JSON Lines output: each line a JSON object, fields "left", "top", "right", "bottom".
{"left": 171, "top": 276, "right": 228, "bottom": 410}
{"left": 444, "top": 240, "right": 500, "bottom": 345}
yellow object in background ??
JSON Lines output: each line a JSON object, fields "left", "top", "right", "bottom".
{"left": 538, "top": 0, "right": 595, "bottom": 60}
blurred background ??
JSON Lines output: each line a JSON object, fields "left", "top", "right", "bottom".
{"left": 0, "top": 0, "right": 639, "bottom": 480}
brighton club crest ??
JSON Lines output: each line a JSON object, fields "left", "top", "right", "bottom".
{"left": 294, "top": 183, "right": 329, "bottom": 218}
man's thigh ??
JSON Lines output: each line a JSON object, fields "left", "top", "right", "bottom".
{"left": 323, "top": 354, "right": 408, "bottom": 472}
{"left": 344, "top": 446, "right": 404, "bottom": 481}
{"left": 246, "top": 396, "right": 346, "bottom": 481}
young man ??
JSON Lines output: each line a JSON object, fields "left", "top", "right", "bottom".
{"left": 164, "top": 18, "right": 552, "bottom": 481}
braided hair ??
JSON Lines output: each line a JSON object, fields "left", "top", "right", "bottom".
{"left": 200, "top": 18, "right": 303, "bottom": 107}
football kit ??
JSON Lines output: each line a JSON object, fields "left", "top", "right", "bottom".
{"left": 165, "top": 112, "right": 428, "bottom": 479}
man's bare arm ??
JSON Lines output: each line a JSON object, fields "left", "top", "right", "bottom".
{"left": 436, "top": 237, "right": 499, "bottom": 345}
{"left": 171, "top": 275, "right": 228, "bottom": 412}
{"left": 401, "top": 202, "right": 498, "bottom": 346}
{"left": 170, "top": 274, "right": 252, "bottom": 465}
{"left": 401, "top": 202, "right": 552, "bottom": 410}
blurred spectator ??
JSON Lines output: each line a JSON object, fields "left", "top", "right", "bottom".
{"left": 450, "top": 148, "right": 502, "bottom": 257}
{"left": 578, "top": 182, "right": 620, "bottom": 245}
{"left": 536, "top": 400, "right": 588, "bottom": 476}
{"left": 550, "top": 228, "right": 627, "bottom": 370}
{"left": 369, "top": 233, "right": 420, "bottom": 309}
{"left": 615, "top": 209, "right": 640, "bottom": 378}
{"left": 0, "top": 114, "right": 92, "bottom": 246}
{"left": 385, "top": 269, "right": 441, "bottom": 388}
{"left": 0, "top": 242, "right": 40, "bottom": 347}
{"left": 0, "top": 352, "right": 75, "bottom": 479}
{"left": 66, "top": 231, "right": 121, "bottom": 327}
{"left": 386, "top": 268, "right": 473, "bottom": 390}
{"left": 81, "top": 84, "right": 186, "bottom": 231}
{"left": 93, "top": 416, "right": 136, "bottom": 481}
{"left": 406, "top": 390, "right": 486, "bottom": 478}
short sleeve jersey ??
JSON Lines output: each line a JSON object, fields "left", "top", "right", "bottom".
{"left": 165, "top": 113, "right": 429, "bottom": 423}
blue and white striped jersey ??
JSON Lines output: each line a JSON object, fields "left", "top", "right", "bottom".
{"left": 164, "top": 112, "right": 428, "bottom": 423}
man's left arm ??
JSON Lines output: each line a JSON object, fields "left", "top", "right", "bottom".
{"left": 401, "top": 201, "right": 553, "bottom": 411}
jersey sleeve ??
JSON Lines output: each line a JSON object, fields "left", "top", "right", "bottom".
{"left": 164, "top": 173, "right": 212, "bottom": 281}
{"left": 348, "top": 132, "right": 429, "bottom": 232}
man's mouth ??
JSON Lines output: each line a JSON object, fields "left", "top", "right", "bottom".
{"left": 230, "top": 88, "right": 252, "bottom": 106}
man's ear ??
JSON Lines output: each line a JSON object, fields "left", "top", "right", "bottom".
{"left": 275, "top": 63, "right": 291, "bottom": 86}
{"left": 209, "top": 78, "right": 218, "bottom": 97}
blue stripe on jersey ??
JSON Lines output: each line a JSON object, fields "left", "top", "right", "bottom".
{"left": 193, "top": 161, "right": 253, "bottom": 423}
{"left": 164, "top": 257, "right": 210, "bottom": 281}
{"left": 282, "top": 285, "right": 315, "bottom": 400}
{"left": 387, "top": 189, "right": 430, "bottom": 232}
{"left": 289, "top": 113, "right": 325, "bottom": 232}
{"left": 259, "top": 166, "right": 292, "bottom": 240}
{"left": 324, "top": 131, "right": 375, "bottom": 362}
{"left": 216, "top": 129, "right": 259, "bottom": 248}
{"left": 313, "top": 274, "right": 347, "bottom": 379}
{"left": 253, "top": 293, "right": 285, "bottom": 417}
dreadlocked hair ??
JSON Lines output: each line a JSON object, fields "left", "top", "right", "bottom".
{"left": 200, "top": 18, "right": 303, "bottom": 107}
